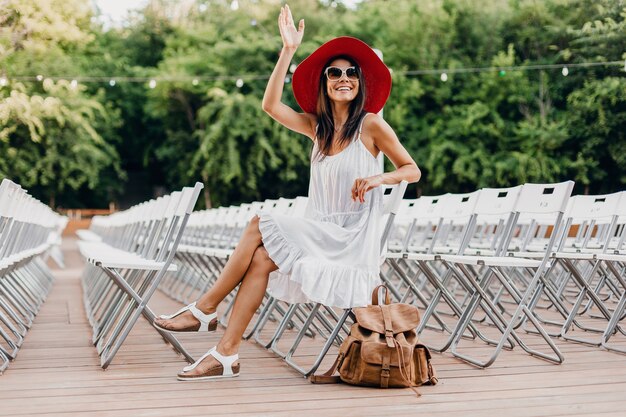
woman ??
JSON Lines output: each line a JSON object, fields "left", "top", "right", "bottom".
{"left": 153, "top": 4, "right": 420, "bottom": 381}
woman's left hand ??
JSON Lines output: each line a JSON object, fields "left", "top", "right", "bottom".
{"left": 351, "top": 175, "right": 383, "bottom": 203}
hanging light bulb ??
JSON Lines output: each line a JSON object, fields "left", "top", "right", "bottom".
{"left": 440, "top": 72, "right": 448, "bottom": 82}
{"left": 498, "top": 70, "right": 506, "bottom": 77}
{"left": 149, "top": 79, "right": 157, "bottom": 89}
{"left": 109, "top": 79, "right": 116, "bottom": 86}
{"left": 192, "top": 79, "right": 199, "bottom": 86}
{"left": 70, "top": 79, "right": 78, "bottom": 89}
{"left": 236, "top": 78, "right": 244, "bottom": 88}
{"left": 562, "top": 66, "right": 569, "bottom": 76}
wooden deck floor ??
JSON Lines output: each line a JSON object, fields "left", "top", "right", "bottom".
{"left": 1, "top": 238, "right": 625, "bottom": 417}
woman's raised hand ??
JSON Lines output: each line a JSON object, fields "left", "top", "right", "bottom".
{"left": 278, "top": 4, "right": 304, "bottom": 50}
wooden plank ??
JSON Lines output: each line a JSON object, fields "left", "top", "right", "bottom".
{"left": 0, "top": 237, "right": 625, "bottom": 417}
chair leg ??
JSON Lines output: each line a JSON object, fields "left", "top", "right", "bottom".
{"left": 99, "top": 266, "right": 195, "bottom": 368}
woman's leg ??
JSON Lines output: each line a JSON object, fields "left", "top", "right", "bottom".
{"left": 178, "top": 246, "right": 277, "bottom": 376}
{"left": 154, "top": 216, "right": 265, "bottom": 330}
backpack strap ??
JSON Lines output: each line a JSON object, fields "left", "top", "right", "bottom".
{"left": 371, "top": 285, "right": 391, "bottom": 305}
{"left": 380, "top": 304, "right": 395, "bottom": 348}
{"left": 310, "top": 351, "right": 345, "bottom": 384}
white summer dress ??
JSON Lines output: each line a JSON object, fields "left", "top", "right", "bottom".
{"left": 258, "top": 115, "right": 383, "bottom": 308}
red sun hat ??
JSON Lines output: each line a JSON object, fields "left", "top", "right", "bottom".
{"left": 292, "top": 36, "right": 392, "bottom": 114}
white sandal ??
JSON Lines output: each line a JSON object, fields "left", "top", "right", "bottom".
{"left": 153, "top": 302, "right": 218, "bottom": 333}
{"left": 177, "top": 347, "right": 240, "bottom": 381}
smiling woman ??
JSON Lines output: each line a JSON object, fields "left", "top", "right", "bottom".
{"left": 152, "top": 4, "right": 421, "bottom": 382}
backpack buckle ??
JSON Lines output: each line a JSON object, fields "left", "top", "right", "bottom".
{"left": 385, "top": 330, "right": 395, "bottom": 348}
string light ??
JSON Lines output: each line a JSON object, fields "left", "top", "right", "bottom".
{"left": 562, "top": 66, "right": 569, "bottom": 76}
{"left": 284, "top": 76, "right": 291, "bottom": 84}
{"left": 230, "top": 0, "right": 239, "bottom": 11}
{"left": 0, "top": 77, "right": 6, "bottom": 86}
{"left": 70, "top": 79, "right": 78, "bottom": 89}
{"left": 236, "top": 78, "right": 244, "bottom": 88}
{"left": 403, "top": 60, "right": 623, "bottom": 75}
{"left": 4, "top": 60, "right": 621, "bottom": 86}
{"left": 440, "top": 72, "right": 448, "bottom": 82}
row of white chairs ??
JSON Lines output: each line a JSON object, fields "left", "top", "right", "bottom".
{"left": 157, "top": 180, "right": 626, "bottom": 374}
{"left": 0, "top": 179, "right": 67, "bottom": 374}
{"left": 78, "top": 183, "right": 203, "bottom": 368}
{"left": 383, "top": 182, "right": 626, "bottom": 366}
{"left": 78, "top": 179, "right": 626, "bottom": 372}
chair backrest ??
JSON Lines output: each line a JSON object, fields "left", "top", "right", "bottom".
{"left": 429, "top": 190, "right": 481, "bottom": 255}
{"left": 469, "top": 185, "right": 524, "bottom": 255}
{"left": 84, "top": 183, "right": 203, "bottom": 262}
{"left": 380, "top": 181, "right": 408, "bottom": 249}
{"left": 558, "top": 191, "right": 624, "bottom": 253}
{"left": 0, "top": 178, "right": 67, "bottom": 263}
{"left": 513, "top": 181, "right": 575, "bottom": 253}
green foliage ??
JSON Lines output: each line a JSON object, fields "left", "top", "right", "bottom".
{"left": 1, "top": 0, "right": 625, "bottom": 207}
{"left": 566, "top": 77, "right": 626, "bottom": 191}
{"left": 0, "top": 79, "right": 124, "bottom": 206}
{"left": 0, "top": 0, "right": 125, "bottom": 207}
{"left": 191, "top": 87, "right": 309, "bottom": 206}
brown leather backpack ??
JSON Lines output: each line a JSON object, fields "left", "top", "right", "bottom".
{"left": 311, "top": 286, "right": 438, "bottom": 395}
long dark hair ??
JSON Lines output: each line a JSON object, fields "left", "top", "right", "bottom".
{"left": 314, "top": 55, "right": 367, "bottom": 160}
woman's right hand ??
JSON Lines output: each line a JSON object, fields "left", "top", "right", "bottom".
{"left": 278, "top": 4, "right": 304, "bottom": 50}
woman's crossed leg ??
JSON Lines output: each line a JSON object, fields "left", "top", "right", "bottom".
{"left": 153, "top": 216, "right": 277, "bottom": 376}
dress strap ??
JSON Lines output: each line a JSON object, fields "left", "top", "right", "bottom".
{"left": 358, "top": 113, "right": 370, "bottom": 138}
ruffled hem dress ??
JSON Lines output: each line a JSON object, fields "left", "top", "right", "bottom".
{"left": 258, "top": 115, "right": 383, "bottom": 308}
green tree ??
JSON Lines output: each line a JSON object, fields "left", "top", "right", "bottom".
{"left": 0, "top": 0, "right": 125, "bottom": 207}
{"left": 566, "top": 77, "right": 626, "bottom": 193}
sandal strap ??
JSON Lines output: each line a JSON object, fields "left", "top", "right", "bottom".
{"left": 188, "top": 302, "right": 217, "bottom": 332}
{"left": 158, "top": 302, "right": 216, "bottom": 332}
{"left": 182, "top": 347, "right": 215, "bottom": 373}
{"left": 210, "top": 349, "right": 239, "bottom": 376}
{"left": 158, "top": 304, "right": 191, "bottom": 320}
{"left": 182, "top": 347, "right": 239, "bottom": 375}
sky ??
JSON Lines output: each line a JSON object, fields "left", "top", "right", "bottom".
{"left": 94, "top": 0, "right": 148, "bottom": 23}
{"left": 93, "top": 1, "right": 360, "bottom": 23}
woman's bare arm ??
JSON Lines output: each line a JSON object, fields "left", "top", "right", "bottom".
{"left": 351, "top": 114, "right": 421, "bottom": 203}
{"left": 262, "top": 5, "right": 316, "bottom": 140}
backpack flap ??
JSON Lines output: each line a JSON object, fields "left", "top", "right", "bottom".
{"left": 353, "top": 303, "right": 420, "bottom": 334}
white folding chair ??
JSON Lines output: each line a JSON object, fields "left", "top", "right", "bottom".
{"left": 78, "top": 183, "right": 203, "bottom": 368}
{"left": 440, "top": 181, "right": 574, "bottom": 367}
{"left": 0, "top": 179, "right": 65, "bottom": 373}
